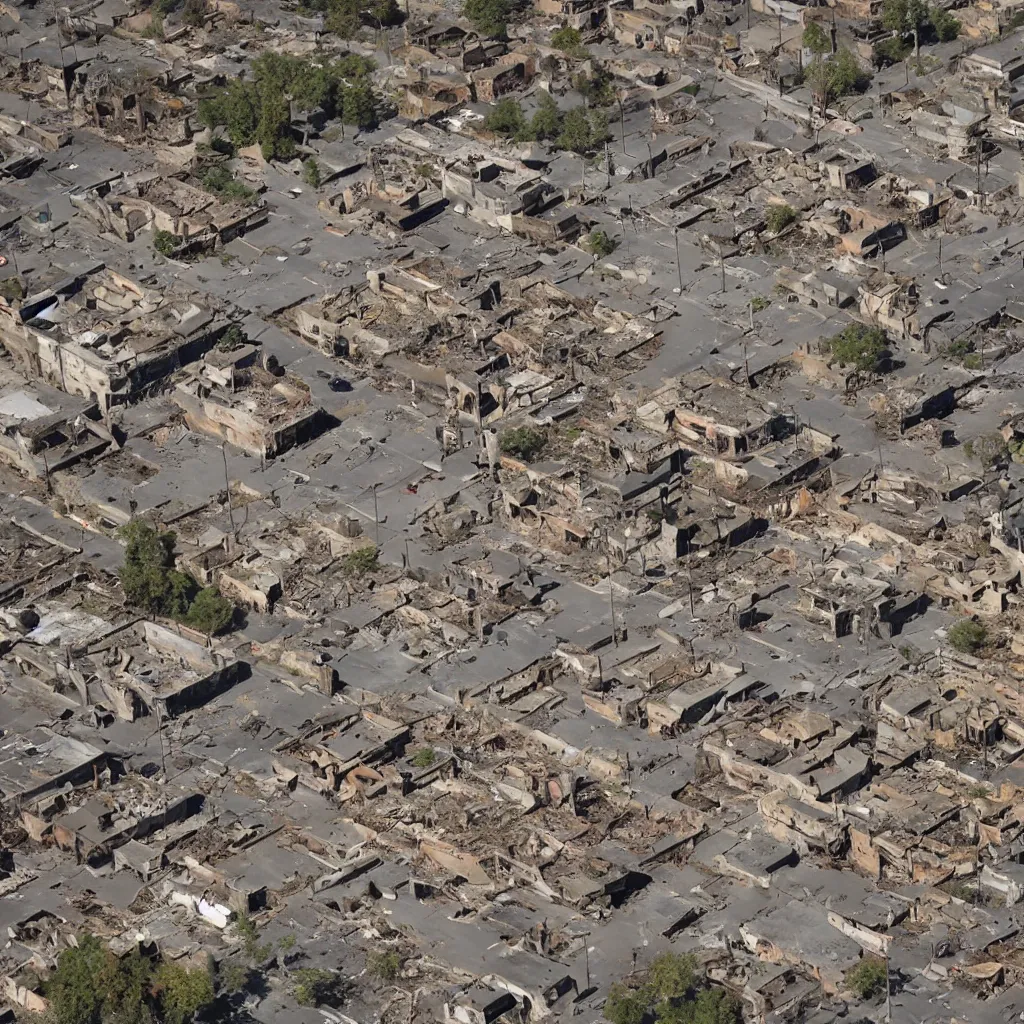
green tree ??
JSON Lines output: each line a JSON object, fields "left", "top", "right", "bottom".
{"left": 557, "top": 105, "right": 593, "bottom": 153}
{"left": 186, "top": 587, "right": 234, "bottom": 634}
{"left": 463, "top": 0, "right": 510, "bottom": 36}
{"left": 485, "top": 97, "right": 528, "bottom": 138}
{"left": 882, "top": 0, "right": 928, "bottom": 55}
{"left": 872, "top": 35, "right": 910, "bottom": 65}
{"left": 119, "top": 521, "right": 179, "bottom": 614}
{"left": 551, "top": 24, "right": 588, "bottom": 56}
{"left": 574, "top": 65, "right": 616, "bottom": 105}
{"left": 151, "top": 963, "right": 214, "bottom": 1024}
{"left": 846, "top": 957, "right": 888, "bottom": 1000}
{"left": 687, "top": 988, "right": 742, "bottom": 1024}
{"left": 325, "top": 0, "right": 362, "bottom": 36}
{"left": 589, "top": 109, "right": 610, "bottom": 146}
{"left": 802, "top": 21, "right": 831, "bottom": 55}
{"left": 198, "top": 80, "right": 258, "bottom": 148}
{"left": 823, "top": 323, "right": 889, "bottom": 371}
{"left": 647, "top": 952, "right": 698, "bottom": 1004}
{"left": 342, "top": 81, "right": 378, "bottom": 128}
{"left": 118, "top": 520, "right": 233, "bottom": 629}
{"left": 604, "top": 983, "right": 647, "bottom": 1024}
{"left": 101, "top": 949, "right": 154, "bottom": 1024}
{"left": 805, "top": 48, "right": 869, "bottom": 114}
{"left": 368, "top": 0, "right": 401, "bottom": 24}
{"left": 929, "top": 6, "right": 960, "bottom": 39}
{"left": 256, "top": 92, "right": 294, "bottom": 160}
{"left": 947, "top": 619, "right": 987, "bottom": 654}
{"left": 531, "top": 91, "right": 561, "bottom": 140}
{"left": 47, "top": 935, "right": 110, "bottom": 1024}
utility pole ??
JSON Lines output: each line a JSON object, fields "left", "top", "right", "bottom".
{"left": 720, "top": 251, "right": 727, "bottom": 293}
{"left": 373, "top": 483, "right": 380, "bottom": 546}
{"left": 617, "top": 96, "right": 626, "bottom": 154}
{"left": 221, "top": 443, "right": 235, "bottom": 534}
{"left": 674, "top": 227, "right": 683, "bottom": 292}
{"left": 607, "top": 554, "right": 618, "bottom": 646}
{"left": 884, "top": 948, "right": 892, "bottom": 1024}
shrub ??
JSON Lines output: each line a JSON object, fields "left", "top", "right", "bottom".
{"left": 181, "top": 0, "right": 206, "bottom": 26}
{"left": 217, "top": 959, "right": 254, "bottom": 994}
{"left": 846, "top": 956, "right": 888, "bottom": 1000}
{"left": 233, "top": 911, "right": 272, "bottom": 963}
{"left": 948, "top": 619, "right": 987, "bottom": 654}
{"left": 218, "top": 324, "right": 246, "bottom": 350}
{"left": 411, "top": 747, "right": 436, "bottom": 767}
{"left": 586, "top": 229, "right": 616, "bottom": 257}
{"left": 303, "top": 158, "right": 322, "bottom": 188}
{"left": 500, "top": 427, "right": 547, "bottom": 462}
{"left": 153, "top": 230, "right": 180, "bottom": 257}
{"left": 142, "top": 9, "right": 164, "bottom": 37}
{"left": 822, "top": 323, "right": 889, "bottom": 372}
{"left": 764, "top": 203, "right": 796, "bottom": 234}
{"left": 0, "top": 277, "right": 25, "bottom": 303}
{"left": 342, "top": 546, "right": 379, "bottom": 575}
{"left": 964, "top": 432, "right": 1008, "bottom": 467}
{"left": 292, "top": 968, "right": 345, "bottom": 1008}
{"left": 200, "top": 164, "right": 255, "bottom": 201}
{"left": 368, "top": 951, "right": 401, "bottom": 981}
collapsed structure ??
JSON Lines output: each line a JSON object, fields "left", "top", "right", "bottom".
{"left": 4, "top": 0, "right": 1024, "bottom": 1024}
